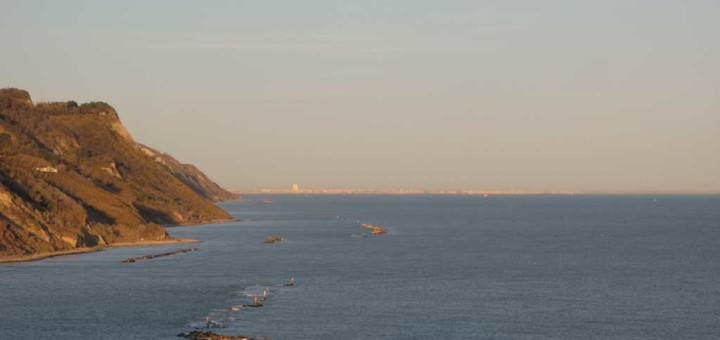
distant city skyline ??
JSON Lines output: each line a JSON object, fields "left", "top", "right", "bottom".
{"left": 231, "top": 184, "right": 713, "bottom": 195}
{"left": 2, "top": 1, "right": 719, "bottom": 194}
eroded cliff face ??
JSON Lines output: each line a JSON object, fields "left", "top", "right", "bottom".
{"left": 0, "top": 88, "right": 239, "bottom": 258}
{"left": 138, "top": 145, "right": 238, "bottom": 202}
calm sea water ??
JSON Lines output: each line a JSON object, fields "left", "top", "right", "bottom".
{"left": 1, "top": 195, "right": 719, "bottom": 339}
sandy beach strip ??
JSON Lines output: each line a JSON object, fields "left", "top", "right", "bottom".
{"left": 0, "top": 217, "right": 237, "bottom": 263}
{"left": 0, "top": 238, "right": 200, "bottom": 264}
{"left": 109, "top": 238, "right": 200, "bottom": 248}
{"left": 0, "top": 247, "right": 103, "bottom": 263}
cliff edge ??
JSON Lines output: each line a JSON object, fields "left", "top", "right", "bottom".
{"left": 0, "top": 88, "right": 239, "bottom": 259}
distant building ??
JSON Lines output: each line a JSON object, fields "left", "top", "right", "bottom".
{"left": 292, "top": 184, "right": 299, "bottom": 193}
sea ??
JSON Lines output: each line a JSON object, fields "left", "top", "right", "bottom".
{"left": 1, "top": 195, "right": 719, "bottom": 339}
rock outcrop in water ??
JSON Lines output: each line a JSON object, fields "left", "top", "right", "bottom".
{"left": 0, "top": 88, "right": 239, "bottom": 260}
{"left": 360, "top": 223, "right": 388, "bottom": 235}
{"left": 261, "top": 235, "right": 283, "bottom": 244}
{"left": 177, "top": 331, "right": 268, "bottom": 340}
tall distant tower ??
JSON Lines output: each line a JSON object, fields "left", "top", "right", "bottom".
{"left": 292, "top": 184, "right": 299, "bottom": 193}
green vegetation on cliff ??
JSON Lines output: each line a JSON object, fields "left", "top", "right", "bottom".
{"left": 0, "top": 88, "right": 238, "bottom": 258}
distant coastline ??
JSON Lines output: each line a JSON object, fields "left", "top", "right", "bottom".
{"left": 231, "top": 188, "right": 577, "bottom": 195}
{"left": 231, "top": 189, "right": 720, "bottom": 195}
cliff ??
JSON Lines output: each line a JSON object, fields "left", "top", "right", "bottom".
{"left": 0, "top": 88, "right": 239, "bottom": 259}
{"left": 137, "top": 145, "right": 238, "bottom": 202}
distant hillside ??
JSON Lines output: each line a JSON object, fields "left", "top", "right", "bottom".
{"left": 0, "top": 88, "right": 239, "bottom": 259}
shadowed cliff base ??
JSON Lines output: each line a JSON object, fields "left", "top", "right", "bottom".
{"left": 0, "top": 88, "right": 239, "bottom": 261}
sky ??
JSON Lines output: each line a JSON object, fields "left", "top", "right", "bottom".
{"left": 1, "top": 0, "right": 719, "bottom": 193}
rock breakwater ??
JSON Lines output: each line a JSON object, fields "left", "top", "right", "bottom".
{"left": 122, "top": 248, "right": 199, "bottom": 263}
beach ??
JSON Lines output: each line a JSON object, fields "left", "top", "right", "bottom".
{"left": 0, "top": 238, "right": 200, "bottom": 263}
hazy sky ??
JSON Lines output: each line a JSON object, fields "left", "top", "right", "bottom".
{"left": 1, "top": 0, "right": 719, "bottom": 193}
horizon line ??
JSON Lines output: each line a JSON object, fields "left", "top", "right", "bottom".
{"left": 229, "top": 187, "right": 720, "bottom": 196}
